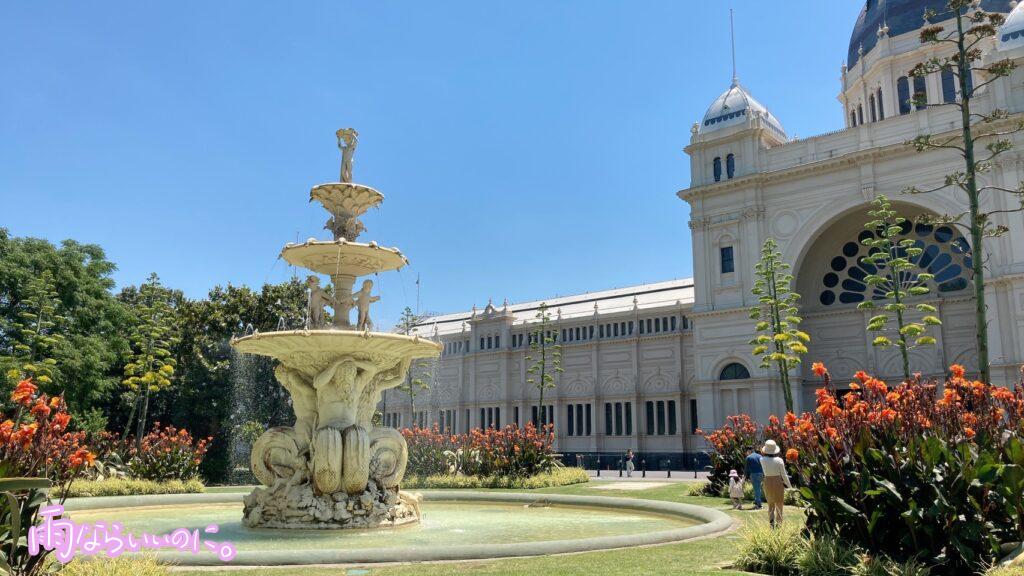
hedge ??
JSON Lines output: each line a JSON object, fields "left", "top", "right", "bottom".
{"left": 56, "top": 478, "right": 205, "bottom": 498}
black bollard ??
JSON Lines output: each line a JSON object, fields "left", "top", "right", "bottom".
{"left": 641, "top": 459, "right": 646, "bottom": 478}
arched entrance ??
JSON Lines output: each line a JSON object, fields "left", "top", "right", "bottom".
{"left": 793, "top": 202, "right": 977, "bottom": 382}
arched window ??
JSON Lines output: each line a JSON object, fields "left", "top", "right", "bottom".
{"left": 897, "top": 76, "right": 911, "bottom": 115}
{"left": 850, "top": 109, "right": 857, "bottom": 127}
{"left": 913, "top": 74, "right": 927, "bottom": 110}
{"left": 869, "top": 94, "right": 877, "bottom": 122}
{"left": 941, "top": 67, "right": 956, "bottom": 103}
{"left": 877, "top": 87, "right": 884, "bottom": 120}
{"left": 713, "top": 157, "right": 722, "bottom": 182}
{"left": 720, "top": 363, "right": 751, "bottom": 381}
{"left": 726, "top": 153, "right": 735, "bottom": 179}
{"left": 857, "top": 104, "right": 864, "bottom": 125}
{"left": 817, "top": 222, "right": 972, "bottom": 307}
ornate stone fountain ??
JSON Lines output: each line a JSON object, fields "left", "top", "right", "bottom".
{"left": 231, "top": 129, "right": 440, "bottom": 529}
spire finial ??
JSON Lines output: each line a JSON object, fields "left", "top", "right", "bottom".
{"left": 730, "top": 8, "right": 738, "bottom": 87}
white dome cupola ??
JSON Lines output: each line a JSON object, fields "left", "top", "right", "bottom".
{"left": 999, "top": 1, "right": 1024, "bottom": 50}
{"left": 698, "top": 80, "right": 787, "bottom": 141}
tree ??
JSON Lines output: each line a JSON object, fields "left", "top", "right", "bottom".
{"left": 525, "top": 302, "right": 562, "bottom": 427}
{"left": 1, "top": 270, "right": 65, "bottom": 390}
{"left": 905, "top": 1, "right": 1024, "bottom": 383}
{"left": 749, "top": 238, "right": 809, "bottom": 413}
{"left": 0, "top": 229, "right": 130, "bottom": 413}
{"left": 390, "top": 306, "right": 431, "bottom": 425}
{"left": 857, "top": 195, "right": 942, "bottom": 381}
{"left": 398, "top": 360, "right": 431, "bottom": 429}
{"left": 121, "top": 273, "right": 179, "bottom": 449}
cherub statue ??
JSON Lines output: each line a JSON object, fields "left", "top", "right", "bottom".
{"left": 336, "top": 128, "right": 359, "bottom": 183}
{"left": 351, "top": 279, "right": 380, "bottom": 331}
{"left": 305, "top": 276, "right": 334, "bottom": 329}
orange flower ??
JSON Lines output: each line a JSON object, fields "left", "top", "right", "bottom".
{"left": 68, "top": 448, "right": 95, "bottom": 468}
{"left": 950, "top": 364, "right": 965, "bottom": 379}
{"left": 854, "top": 371, "right": 870, "bottom": 383}
{"left": 964, "top": 427, "right": 976, "bottom": 439}
{"left": 812, "top": 362, "right": 828, "bottom": 377}
{"left": 30, "top": 399, "right": 51, "bottom": 419}
{"left": 11, "top": 379, "right": 37, "bottom": 406}
{"left": 785, "top": 448, "right": 799, "bottom": 462}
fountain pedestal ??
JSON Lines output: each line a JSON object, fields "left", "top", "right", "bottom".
{"left": 230, "top": 131, "right": 439, "bottom": 529}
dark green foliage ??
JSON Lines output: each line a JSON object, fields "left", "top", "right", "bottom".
{"left": 799, "top": 433, "right": 1024, "bottom": 574}
{"left": 0, "top": 228, "right": 130, "bottom": 413}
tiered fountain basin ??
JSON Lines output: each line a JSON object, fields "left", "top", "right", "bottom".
{"left": 63, "top": 491, "right": 733, "bottom": 566}
{"left": 280, "top": 240, "right": 407, "bottom": 277}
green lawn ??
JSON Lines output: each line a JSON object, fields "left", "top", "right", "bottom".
{"left": 176, "top": 481, "right": 803, "bottom": 576}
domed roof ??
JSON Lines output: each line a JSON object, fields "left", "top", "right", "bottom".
{"left": 848, "top": 0, "right": 1013, "bottom": 68}
{"left": 999, "top": 1, "right": 1024, "bottom": 50}
{"left": 699, "top": 80, "right": 787, "bottom": 139}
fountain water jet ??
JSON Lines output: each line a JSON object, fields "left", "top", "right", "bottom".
{"left": 230, "top": 129, "right": 440, "bottom": 529}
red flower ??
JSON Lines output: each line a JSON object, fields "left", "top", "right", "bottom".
{"left": 785, "top": 448, "right": 799, "bottom": 462}
{"left": 812, "top": 362, "right": 828, "bottom": 378}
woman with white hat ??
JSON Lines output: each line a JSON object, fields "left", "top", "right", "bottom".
{"left": 759, "top": 439, "right": 791, "bottom": 528}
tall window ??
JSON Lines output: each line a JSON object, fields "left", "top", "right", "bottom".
{"left": 713, "top": 157, "right": 722, "bottom": 182}
{"left": 720, "top": 246, "right": 735, "bottom": 274}
{"left": 897, "top": 76, "right": 911, "bottom": 115}
{"left": 941, "top": 67, "right": 956, "bottom": 103}
{"left": 720, "top": 363, "right": 751, "bottom": 380}
{"left": 726, "top": 153, "right": 735, "bottom": 179}
{"left": 604, "top": 403, "right": 612, "bottom": 435}
{"left": 850, "top": 109, "right": 857, "bottom": 127}
{"left": 668, "top": 400, "right": 677, "bottom": 435}
{"left": 689, "top": 399, "right": 698, "bottom": 434}
{"left": 876, "top": 87, "right": 884, "bottom": 119}
{"left": 566, "top": 405, "right": 574, "bottom": 436}
{"left": 645, "top": 401, "right": 655, "bottom": 435}
{"left": 869, "top": 94, "right": 877, "bottom": 122}
{"left": 913, "top": 74, "right": 927, "bottom": 110}
{"left": 857, "top": 104, "right": 864, "bottom": 125}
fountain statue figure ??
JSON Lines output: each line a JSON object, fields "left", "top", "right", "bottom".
{"left": 231, "top": 129, "right": 439, "bottom": 529}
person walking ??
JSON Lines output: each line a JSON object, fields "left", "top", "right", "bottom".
{"left": 744, "top": 445, "right": 764, "bottom": 510}
{"left": 728, "top": 469, "right": 744, "bottom": 509}
{"left": 625, "top": 449, "right": 635, "bottom": 478}
{"left": 759, "top": 440, "right": 792, "bottom": 528}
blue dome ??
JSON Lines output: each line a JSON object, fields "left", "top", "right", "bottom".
{"left": 848, "top": 0, "right": 1013, "bottom": 68}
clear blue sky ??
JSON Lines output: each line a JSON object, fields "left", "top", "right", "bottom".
{"left": 1, "top": 1, "right": 862, "bottom": 328}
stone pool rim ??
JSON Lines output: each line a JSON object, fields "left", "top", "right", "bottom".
{"left": 62, "top": 490, "right": 734, "bottom": 566}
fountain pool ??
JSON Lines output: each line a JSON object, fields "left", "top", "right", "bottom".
{"left": 62, "top": 491, "right": 732, "bottom": 566}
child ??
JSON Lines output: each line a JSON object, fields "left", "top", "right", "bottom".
{"left": 728, "top": 469, "right": 744, "bottom": 509}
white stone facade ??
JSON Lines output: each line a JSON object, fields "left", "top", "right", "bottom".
{"left": 392, "top": 2, "right": 1024, "bottom": 461}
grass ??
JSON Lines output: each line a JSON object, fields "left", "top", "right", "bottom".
{"left": 172, "top": 480, "right": 805, "bottom": 576}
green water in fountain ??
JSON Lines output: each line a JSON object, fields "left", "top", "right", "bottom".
{"left": 69, "top": 501, "right": 696, "bottom": 552}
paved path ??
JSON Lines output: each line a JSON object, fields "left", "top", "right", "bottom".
{"left": 585, "top": 469, "right": 708, "bottom": 482}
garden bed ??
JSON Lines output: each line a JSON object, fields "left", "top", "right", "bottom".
{"left": 402, "top": 467, "right": 589, "bottom": 489}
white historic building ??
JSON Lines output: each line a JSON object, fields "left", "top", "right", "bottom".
{"left": 393, "top": 0, "right": 1024, "bottom": 466}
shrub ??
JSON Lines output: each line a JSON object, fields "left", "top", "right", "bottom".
{"left": 61, "top": 556, "right": 170, "bottom": 576}
{"left": 850, "top": 554, "right": 931, "bottom": 576}
{"left": 734, "top": 523, "right": 804, "bottom": 576}
{"left": 403, "top": 467, "right": 588, "bottom": 489}
{"left": 403, "top": 423, "right": 558, "bottom": 479}
{"left": 1, "top": 378, "right": 95, "bottom": 484}
{"left": 798, "top": 534, "right": 859, "bottom": 576}
{"left": 1, "top": 379, "right": 94, "bottom": 576}
{"left": 780, "top": 365, "right": 1024, "bottom": 575}
{"left": 124, "top": 423, "right": 211, "bottom": 481}
{"left": 698, "top": 414, "right": 761, "bottom": 495}
{"left": 55, "top": 478, "right": 205, "bottom": 498}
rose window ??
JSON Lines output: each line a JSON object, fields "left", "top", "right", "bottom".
{"left": 818, "top": 222, "right": 971, "bottom": 307}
